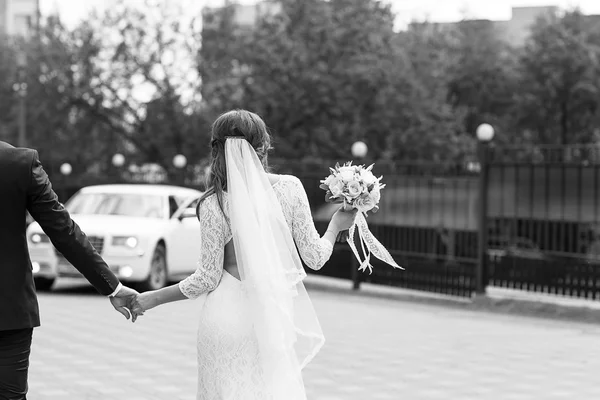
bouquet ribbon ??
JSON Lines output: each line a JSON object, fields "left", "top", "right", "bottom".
{"left": 346, "top": 212, "right": 403, "bottom": 274}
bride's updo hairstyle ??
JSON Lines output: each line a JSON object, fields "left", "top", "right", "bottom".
{"left": 197, "top": 109, "right": 273, "bottom": 217}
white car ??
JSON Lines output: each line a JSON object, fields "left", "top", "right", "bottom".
{"left": 27, "top": 184, "right": 202, "bottom": 291}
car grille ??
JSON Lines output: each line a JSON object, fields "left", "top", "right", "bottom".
{"left": 55, "top": 235, "right": 105, "bottom": 257}
{"left": 88, "top": 236, "right": 105, "bottom": 254}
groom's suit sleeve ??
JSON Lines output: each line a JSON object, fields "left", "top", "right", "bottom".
{"left": 25, "top": 150, "right": 121, "bottom": 296}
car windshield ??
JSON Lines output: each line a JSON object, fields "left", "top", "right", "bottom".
{"left": 65, "top": 192, "right": 165, "bottom": 219}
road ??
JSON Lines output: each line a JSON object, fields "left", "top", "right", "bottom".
{"left": 27, "top": 279, "right": 600, "bottom": 400}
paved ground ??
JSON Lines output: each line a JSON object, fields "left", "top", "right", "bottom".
{"left": 27, "top": 278, "right": 600, "bottom": 400}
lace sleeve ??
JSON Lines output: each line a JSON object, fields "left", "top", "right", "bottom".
{"left": 178, "top": 196, "right": 225, "bottom": 299}
{"left": 288, "top": 177, "right": 334, "bottom": 270}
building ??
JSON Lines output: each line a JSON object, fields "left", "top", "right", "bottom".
{"left": 499, "top": 6, "right": 559, "bottom": 46}
{"left": 0, "top": 0, "right": 39, "bottom": 37}
{"left": 428, "top": 6, "right": 600, "bottom": 47}
{"left": 204, "top": 3, "right": 597, "bottom": 47}
{"left": 203, "top": 1, "right": 281, "bottom": 28}
{"left": 202, "top": 0, "right": 281, "bottom": 30}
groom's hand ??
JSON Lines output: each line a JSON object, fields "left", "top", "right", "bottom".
{"left": 130, "top": 292, "right": 158, "bottom": 323}
{"left": 110, "top": 285, "right": 139, "bottom": 321}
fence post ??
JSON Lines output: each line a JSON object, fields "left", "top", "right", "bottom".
{"left": 351, "top": 251, "right": 361, "bottom": 290}
{"left": 476, "top": 124, "right": 495, "bottom": 295}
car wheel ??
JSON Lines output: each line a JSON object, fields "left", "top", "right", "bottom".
{"left": 138, "top": 244, "right": 168, "bottom": 292}
{"left": 34, "top": 277, "right": 55, "bottom": 292}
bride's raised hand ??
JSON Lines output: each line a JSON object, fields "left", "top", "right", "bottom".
{"left": 330, "top": 207, "right": 358, "bottom": 232}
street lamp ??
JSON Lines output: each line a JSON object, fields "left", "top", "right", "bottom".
{"left": 15, "top": 51, "right": 27, "bottom": 148}
{"left": 112, "top": 153, "right": 125, "bottom": 168}
{"left": 476, "top": 123, "right": 495, "bottom": 142}
{"left": 475, "top": 123, "right": 495, "bottom": 296}
{"left": 60, "top": 163, "right": 72, "bottom": 176}
{"left": 173, "top": 154, "right": 187, "bottom": 169}
{"left": 349, "top": 141, "right": 368, "bottom": 290}
{"left": 173, "top": 154, "right": 187, "bottom": 186}
{"left": 111, "top": 153, "right": 126, "bottom": 183}
{"left": 59, "top": 163, "right": 72, "bottom": 202}
{"left": 351, "top": 141, "right": 368, "bottom": 159}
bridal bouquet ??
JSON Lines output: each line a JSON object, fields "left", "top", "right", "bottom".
{"left": 320, "top": 162, "right": 403, "bottom": 274}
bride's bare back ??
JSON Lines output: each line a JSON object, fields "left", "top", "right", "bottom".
{"left": 222, "top": 174, "right": 283, "bottom": 280}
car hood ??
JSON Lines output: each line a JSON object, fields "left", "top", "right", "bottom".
{"left": 27, "top": 214, "right": 165, "bottom": 236}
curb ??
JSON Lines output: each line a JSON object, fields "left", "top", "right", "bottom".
{"left": 472, "top": 292, "right": 600, "bottom": 324}
{"left": 303, "top": 275, "right": 600, "bottom": 324}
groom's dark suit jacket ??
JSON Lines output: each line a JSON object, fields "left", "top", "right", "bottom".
{"left": 0, "top": 141, "right": 120, "bottom": 331}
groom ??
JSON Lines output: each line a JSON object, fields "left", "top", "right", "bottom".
{"left": 0, "top": 140, "right": 138, "bottom": 400}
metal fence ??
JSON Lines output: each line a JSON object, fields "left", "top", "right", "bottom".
{"left": 50, "top": 145, "right": 600, "bottom": 300}
{"left": 295, "top": 145, "right": 600, "bottom": 300}
{"left": 485, "top": 145, "right": 600, "bottom": 299}
{"left": 301, "top": 168, "right": 479, "bottom": 297}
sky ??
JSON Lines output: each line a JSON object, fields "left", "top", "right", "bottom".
{"left": 39, "top": 0, "right": 600, "bottom": 30}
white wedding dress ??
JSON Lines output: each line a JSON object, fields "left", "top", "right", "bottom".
{"left": 178, "top": 175, "right": 333, "bottom": 400}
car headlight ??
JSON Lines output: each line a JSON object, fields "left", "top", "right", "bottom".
{"left": 119, "top": 266, "right": 133, "bottom": 278}
{"left": 30, "top": 233, "right": 50, "bottom": 244}
{"left": 32, "top": 262, "right": 40, "bottom": 273}
{"left": 112, "top": 236, "right": 138, "bottom": 249}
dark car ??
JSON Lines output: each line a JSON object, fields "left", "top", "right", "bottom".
{"left": 486, "top": 236, "right": 560, "bottom": 285}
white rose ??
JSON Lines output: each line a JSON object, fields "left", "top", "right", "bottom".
{"left": 361, "top": 181, "right": 370, "bottom": 194}
{"left": 329, "top": 178, "right": 344, "bottom": 197}
{"left": 354, "top": 194, "right": 376, "bottom": 213}
{"left": 346, "top": 180, "right": 362, "bottom": 199}
{"left": 370, "top": 184, "right": 381, "bottom": 204}
{"left": 360, "top": 169, "right": 378, "bottom": 185}
{"left": 323, "top": 174, "right": 335, "bottom": 186}
{"left": 338, "top": 166, "right": 356, "bottom": 182}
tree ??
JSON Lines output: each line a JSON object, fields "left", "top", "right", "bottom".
{"left": 0, "top": 18, "right": 117, "bottom": 180}
{"left": 444, "top": 20, "right": 518, "bottom": 142}
{"left": 1, "top": 1, "right": 212, "bottom": 183}
{"left": 65, "top": 0, "right": 210, "bottom": 180}
{"left": 198, "top": 3, "right": 247, "bottom": 112}
{"left": 201, "top": 0, "right": 460, "bottom": 161}
{"left": 514, "top": 9, "right": 600, "bottom": 145}
{"left": 0, "top": 37, "right": 19, "bottom": 144}
{"left": 391, "top": 22, "right": 473, "bottom": 162}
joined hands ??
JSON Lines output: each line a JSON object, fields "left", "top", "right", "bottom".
{"left": 109, "top": 286, "right": 156, "bottom": 322}
{"left": 129, "top": 291, "right": 156, "bottom": 322}
{"left": 109, "top": 285, "right": 139, "bottom": 321}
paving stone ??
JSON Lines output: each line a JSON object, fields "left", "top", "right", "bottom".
{"left": 24, "top": 280, "right": 600, "bottom": 399}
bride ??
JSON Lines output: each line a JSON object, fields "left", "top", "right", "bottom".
{"left": 131, "top": 109, "right": 356, "bottom": 399}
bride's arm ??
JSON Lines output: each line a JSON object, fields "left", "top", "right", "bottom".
{"left": 133, "top": 284, "right": 187, "bottom": 315}
{"left": 288, "top": 177, "right": 342, "bottom": 270}
{"left": 131, "top": 197, "right": 225, "bottom": 317}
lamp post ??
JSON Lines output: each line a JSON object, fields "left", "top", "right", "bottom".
{"left": 59, "top": 163, "right": 72, "bottom": 202}
{"left": 349, "top": 141, "right": 368, "bottom": 290}
{"left": 111, "top": 153, "right": 125, "bottom": 183}
{"left": 173, "top": 154, "right": 187, "bottom": 186}
{"left": 476, "top": 123, "right": 495, "bottom": 295}
{"left": 15, "top": 51, "right": 27, "bottom": 148}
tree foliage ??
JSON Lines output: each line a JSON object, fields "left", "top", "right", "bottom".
{"left": 74, "top": 0, "right": 209, "bottom": 178}
{"left": 514, "top": 10, "right": 600, "bottom": 145}
{"left": 1, "top": 2, "right": 600, "bottom": 181}
{"left": 201, "top": 0, "right": 473, "bottom": 162}
{"left": 444, "top": 20, "right": 518, "bottom": 142}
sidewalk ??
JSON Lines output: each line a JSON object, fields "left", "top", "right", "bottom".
{"left": 303, "top": 274, "right": 600, "bottom": 324}
{"left": 31, "top": 279, "right": 600, "bottom": 399}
